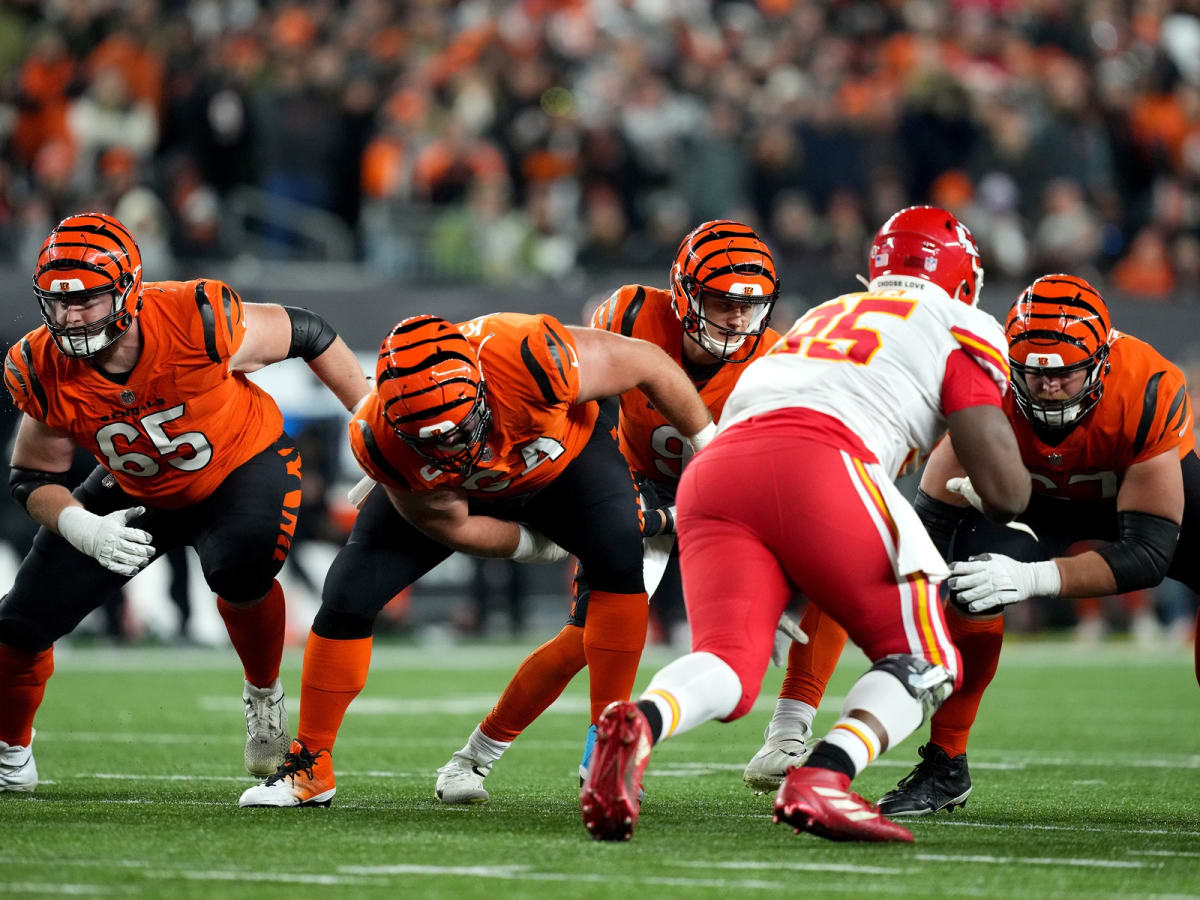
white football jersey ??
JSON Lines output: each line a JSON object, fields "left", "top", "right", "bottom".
{"left": 721, "top": 278, "right": 1010, "bottom": 479}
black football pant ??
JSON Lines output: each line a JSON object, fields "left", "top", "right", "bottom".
{"left": 0, "top": 434, "right": 301, "bottom": 652}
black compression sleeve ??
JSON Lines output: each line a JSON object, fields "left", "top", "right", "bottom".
{"left": 284, "top": 306, "right": 338, "bottom": 362}
{"left": 1096, "top": 510, "right": 1180, "bottom": 592}
{"left": 913, "top": 487, "right": 969, "bottom": 560}
{"left": 9, "top": 467, "right": 71, "bottom": 510}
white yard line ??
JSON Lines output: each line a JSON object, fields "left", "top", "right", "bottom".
{"left": 923, "top": 820, "right": 1200, "bottom": 838}
{"left": 1127, "top": 850, "right": 1200, "bottom": 858}
{"left": 3, "top": 884, "right": 114, "bottom": 895}
{"left": 913, "top": 853, "right": 1154, "bottom": 869}
{"left": 673, "top": 860, "right": 908, "bottom": 875}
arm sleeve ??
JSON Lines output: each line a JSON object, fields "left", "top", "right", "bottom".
{"left": 941, "top": 348, "right": 1003, "bottom": 414}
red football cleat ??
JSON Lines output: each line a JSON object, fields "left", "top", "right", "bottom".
{"left": 580, "top": 701, "right": 653, "bottom": 841}
{"left": 773, "top": 766, "right": 914, "bottom": 843}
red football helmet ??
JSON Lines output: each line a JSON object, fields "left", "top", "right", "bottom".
{"left": 670, "top": 220, "right": 778, "bottom": 361}
{"left": 1006, "top": 274, "right": 1111, "bottom": 429}
{"left": 868, "top": 206, "right": 983, "bottom": 305}
{"left": 376, "top": 315, "right": 492, "bottom": 475}
{"left": 33, "top": 212, "right": 143, "bottom": 357}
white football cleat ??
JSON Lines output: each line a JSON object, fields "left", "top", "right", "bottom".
{"left": 239, "top": 740, "right": 335, "bottom": 808}
{"left": 243, "top": 678, "right": 290, "bottom": 777}
{"left": 435, "top": 751, "right": 491, "bottom": 804}
{"left": 743, "top": 726, "right": 812, "bottom": 794}
{"left": 0, "top": 729, "right": 38, "bottom": 793}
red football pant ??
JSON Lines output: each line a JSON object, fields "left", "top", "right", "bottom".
{"left": 676, "top": 422, "right": 958, "bottom": 719}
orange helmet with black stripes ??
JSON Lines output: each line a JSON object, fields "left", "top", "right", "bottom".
{"left": 33, "top": 212, "right": 143, "bottom": 357}
{"left": 376, "top": 315, "right": 492, "bottom": 475}
{"left": 1006, "top": 273, "right": 1112, "bottom": 429}
{"left": 670, "top": 220, "right": 778, "bottom": 361}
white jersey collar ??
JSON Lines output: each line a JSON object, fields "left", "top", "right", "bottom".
{"left": 867, "top": 275, "right": 956, "bottom": 305}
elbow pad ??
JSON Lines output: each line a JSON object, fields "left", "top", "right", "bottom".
{"left": 284, "top": 306, "right": 338, "bottom": 362}
{"left": 9, "top": 466, "right": 71, "bottom": 510}
{"left": 1096, "top": 510, "right": 1180, "bottom": 592}
{"left": 913, "top": 487, "right": 969, "bottom": 560}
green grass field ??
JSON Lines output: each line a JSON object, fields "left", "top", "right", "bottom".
{"left": 4, "top": 639, "right": 1199, "bottom": 899}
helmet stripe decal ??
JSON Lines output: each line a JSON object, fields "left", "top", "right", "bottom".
{"left": 192, "top": 282, "right": 221, "bottom": 363}
{"left": 376, "top": 350, "right": 475, "bottom": 379}
{"left": 18, "top": 339, "right": 48, "bottom": 416}
{"left": 520, "top": 336, "right": 559, "bottom": 404}
{"left": 383, "top": 393, "right": 473, "bottom": 425}
{"left": 1131, "top": 371, "right": 1166, "bottom": 458}
{"left": 620, "top": 287, "right": 645, "bottom": 337}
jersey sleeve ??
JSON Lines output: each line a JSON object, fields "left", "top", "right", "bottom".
{"left": 941, "top": 347, "right": 1003, "bottom": 414}
{"left": 1129, "top": 364, "right": 1193, "bottom": 463}
{"left": 589, "top": 285, "right": 648, "bottom": 337}
{"left": 347, "top": 402, "right": 412, "bottom": 491}
{"left": 948, "top": 323, "right": 1011, "bottom": 398}
{"left": 517, "top": 315, "right": 582, "bottom": 407}
{"left": 192, "top": 279, "right": 248, "bottom": 363}
{"left": 3, "top": 337, "right": 49, "bottom": 420}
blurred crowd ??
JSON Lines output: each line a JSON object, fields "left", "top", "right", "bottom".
{"left": 0, "top": 0, "right": 1198, "bottom": 298}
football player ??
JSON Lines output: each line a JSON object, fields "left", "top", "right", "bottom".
{"left": 0, "top": 213, "right": 369, "bottom": 792}
{"left": 238, "top": 308, "right": 714, "bottom": 807}
{"left": 435, "top": 220, "right": 784, "bottom": 804}
{"left": 581, "top": 206, "right": 1031, "bottom": 843}
{"left": 748, "top": 273, "right": 1197, "bottom": 818}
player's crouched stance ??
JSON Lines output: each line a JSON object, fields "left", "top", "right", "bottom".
{"left": 0, "top": 213, "right": 368, "bottom": 792}
{"left": 581, "top": 206, "right": 1031, "bottom": 843}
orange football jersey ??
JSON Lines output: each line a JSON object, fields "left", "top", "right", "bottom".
{"left": 589, "top": 285, "right": 780, "bottom": 482}
{"left": 4, "top": 279, "right": 284, "bottom": 509}
{"left": 1005, "top": 331, "right": 1194, "bottom": 502}
{"left": 350, "top": 313, "right": 597, "bottom": 497}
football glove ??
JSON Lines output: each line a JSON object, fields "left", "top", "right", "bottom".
{"left": 58, "top": 505, "right": 156, "bottom": 577}
{"left": 348, "top": 474, "right": 376, "bottom": 508}
{"left": 948, "top": 553, "right": 1061, "bottom": 613}
{"left": 510, "top": 525, "right": 569, "bottom": 564}
{"left": 946, "top": 476, "right": 1038, "bottom": 541}
{"left": 771, "top": 610, "right": 809, "bottom": 666}
{"left": 686, "top": 421, "right": 717, "bottom": 456}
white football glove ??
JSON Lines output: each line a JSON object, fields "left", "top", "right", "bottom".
{"left": 348, "top": 474, "right": 376, "bottom": 508}
{"left": 509, "top": 525, "right": 569, "bottom": 564}
{"left": 946, "top": 476, "right": 1039, "bottom": 541}
{"left": 948, "top": 553, "right": 1061, "bottom": 613}
{"left": 57, "top": 505, "right": 156, "bottom": 577}
{"left": 770, "top": 610, "right": 809, "bottom": 666}
{"left": 686, "top": 421, "right": 717, "bottom": 456}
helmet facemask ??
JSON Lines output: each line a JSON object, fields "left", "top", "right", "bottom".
{"left": 678, "top": 280, "right": 775, "bottom": 361}
{"left": 386, "top": 378, "right": 493, "bottom": 476}
{"left": 1010, "top": 349, "right": 1109, "bottom": 430}
{"left": 35, "top": 268, "right": 141, "bottom": 358}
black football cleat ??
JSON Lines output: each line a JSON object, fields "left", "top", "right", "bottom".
{"left": 876, "top": 743, "right": 971, "bottom": 818}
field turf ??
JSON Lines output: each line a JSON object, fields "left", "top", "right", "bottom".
{"left": 4, "top": 639, "right": 1198, "bottom": 898}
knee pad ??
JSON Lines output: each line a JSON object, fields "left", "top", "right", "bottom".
{"left": 868, "top": 653, "right": 954, "bottom": 722}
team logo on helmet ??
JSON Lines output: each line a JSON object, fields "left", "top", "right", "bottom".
{"left": 867, "top": 206, "right": 983, "bottom": 306}
{"left": 1006, "top": 274, "right": 1111, "bottom": 430}
{"left": 33, "top": 212, "right": 144, "bottom": 357}
{"left": 375, "top": 315, "right": 492, "bottom": 475}
{"left": 670, "top": 220, "right": 778, "bottom": 362}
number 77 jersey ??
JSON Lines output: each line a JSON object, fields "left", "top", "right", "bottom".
{"left": 720, "top": 285, "right": 1011, "bottom": 479}
{"left": 4, "top": 279, "right": 285, "bottom": 509}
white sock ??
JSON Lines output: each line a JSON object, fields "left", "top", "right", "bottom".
{"left": 768, "top": 698, "right": 816, "bottom": 741}
{"left": 639, "top": 651, "right": 742, "bottom": 741}
{"left": 817, "top": 670, "right": 923, "bottom": 777}
{"left": 462, "top": 725, "right": 511, "bottom": 767}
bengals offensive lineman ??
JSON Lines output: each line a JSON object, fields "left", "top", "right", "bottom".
{"left": 434, "top": 221, "right": 782, "bottom": 805}
{"left": 753, "top": 273, "right": 1198, "bottom": 819}
{"left": 0, "top": 213, "right": 368, "bottom": 793}
{"left": 238, "top": 308, "right": 714, "bottom": 808}
{"left": 580, "top": 206, "right": 1031, "bottom": 843}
